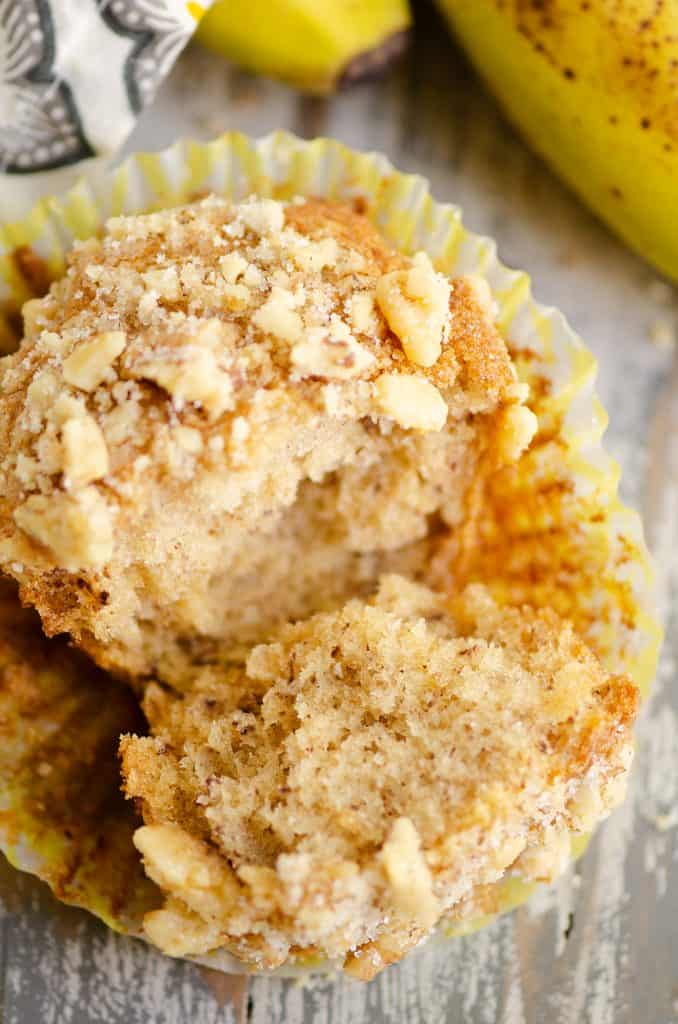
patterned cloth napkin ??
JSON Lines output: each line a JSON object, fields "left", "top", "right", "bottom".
{"left": 0, "top": 0, "right": 210, "bottom": 219}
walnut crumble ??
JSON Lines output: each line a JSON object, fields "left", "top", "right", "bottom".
{"left": 0, "top": 195, "right": 535, "bottom": 687}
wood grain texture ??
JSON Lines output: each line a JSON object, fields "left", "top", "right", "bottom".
{"left": 2, "top": 4, "right": 677, "bottom": 1021}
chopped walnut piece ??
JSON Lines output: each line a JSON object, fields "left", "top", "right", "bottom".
{"left": 135, "top": 350, "right": 234, "bottom": 420}
{"left": 376, "top": 252, "right": 450, "bottom": 367}
{"left": 291, "top": 317, "right": 375, "bottom": 380}
{"left": 26, "top": 371, "right": 60, "bottom": 419}
{"left": 496, "top": 404, "right": 538, "bottom": 463}
{"left": 252, "top": 286, "right": 304, "bottom": 344}
{"left": 14, "top": 487, "right": 113, "bottom": 569}
{"left": 349, "top": 292, "right": 379, "bottom": 335}
{"left": 142, "top": 900, "right": 223, "bottom": 958}
{"left": 134, "top": 823, "right": 241, "bottom": 918}
{"left": 374, "top": 372, "right": 448, "bottom": 431}
{"left": 289, "top": 236, "right": 338, "bottom": 273}
{"left": 62, "top": 331, "right": 127, "bottom": 392}
{"left": 219, "top": 252, "right": 249, "bottom": 283}
{"left": 21, "top": 298, "right": 47, "bottom": 336}
{"left": 141, "top": 267, "right": 182, "bottom": 302}
{"left": 128, "top": 321, "right": 235, "bottom": 421}
{"left": 381, "top": 817, "right": 439, "bottom": 929}
{"left": 61, "top": 414, "right": 109, "bottom": 488}
{"left": 41, "top": 331, "right": 65, "bottom": 355}
{"left": 239, "top": 198, "right": 285, "bottom": 235}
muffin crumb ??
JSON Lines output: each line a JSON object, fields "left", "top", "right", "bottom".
{"left": 121, "top": 576, "right": 637, "bottom": 976}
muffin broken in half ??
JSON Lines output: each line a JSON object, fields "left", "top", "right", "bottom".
{"left": 120, "top": 576, "right": 637, "bottom": 978}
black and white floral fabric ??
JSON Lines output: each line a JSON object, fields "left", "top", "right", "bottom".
{"left": 0, "top": 0, "right": 207, "bottom": 213}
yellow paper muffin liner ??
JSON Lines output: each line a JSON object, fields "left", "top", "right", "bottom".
{"left": 0, "top": 132, "right": 661, "bottom": 975}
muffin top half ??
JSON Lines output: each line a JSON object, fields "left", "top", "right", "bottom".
{"left": 0, "top": 195, "right": 535, "bottom": 688}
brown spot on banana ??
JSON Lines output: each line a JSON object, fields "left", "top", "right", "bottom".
{"left": 436, "top": 0, "right": 678, "bottom": 278}
{"left": 338, "top": 29, "right": 410, "bottom": 89}
{"left": 460, "top": 0, "right": 678, "bottom": 142}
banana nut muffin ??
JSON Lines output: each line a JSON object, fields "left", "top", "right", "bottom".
{"left": 0, "top": 195, "right": 536, "bottom": 689}
{"left": 120, "top": 575, "right": 638, "bottom": 979}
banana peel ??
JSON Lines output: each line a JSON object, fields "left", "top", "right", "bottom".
{"left": 436, "top": 0, "right": 678, "bottom": 282}
{"left": 196, "top": 0, "right": 411, "bottom": 94}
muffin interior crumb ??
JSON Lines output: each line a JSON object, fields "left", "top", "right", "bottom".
{"left": 121, "top": 575, "right": 637, "bottom": 977}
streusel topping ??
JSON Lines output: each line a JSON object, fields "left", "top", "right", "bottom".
{"left": 0, "top": 196, "right": 535, "bottom": 685}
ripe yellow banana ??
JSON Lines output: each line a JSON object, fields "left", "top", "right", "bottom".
{"left": 436, "top": 1, "right": 678, "bottom": 282}
{"left": 196, "top": 0, "right": 411, "bottom": 95}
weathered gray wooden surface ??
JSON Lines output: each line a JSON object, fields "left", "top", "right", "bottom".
{"left": 2, "top": 5, "right": 677, "bottom": 1022}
